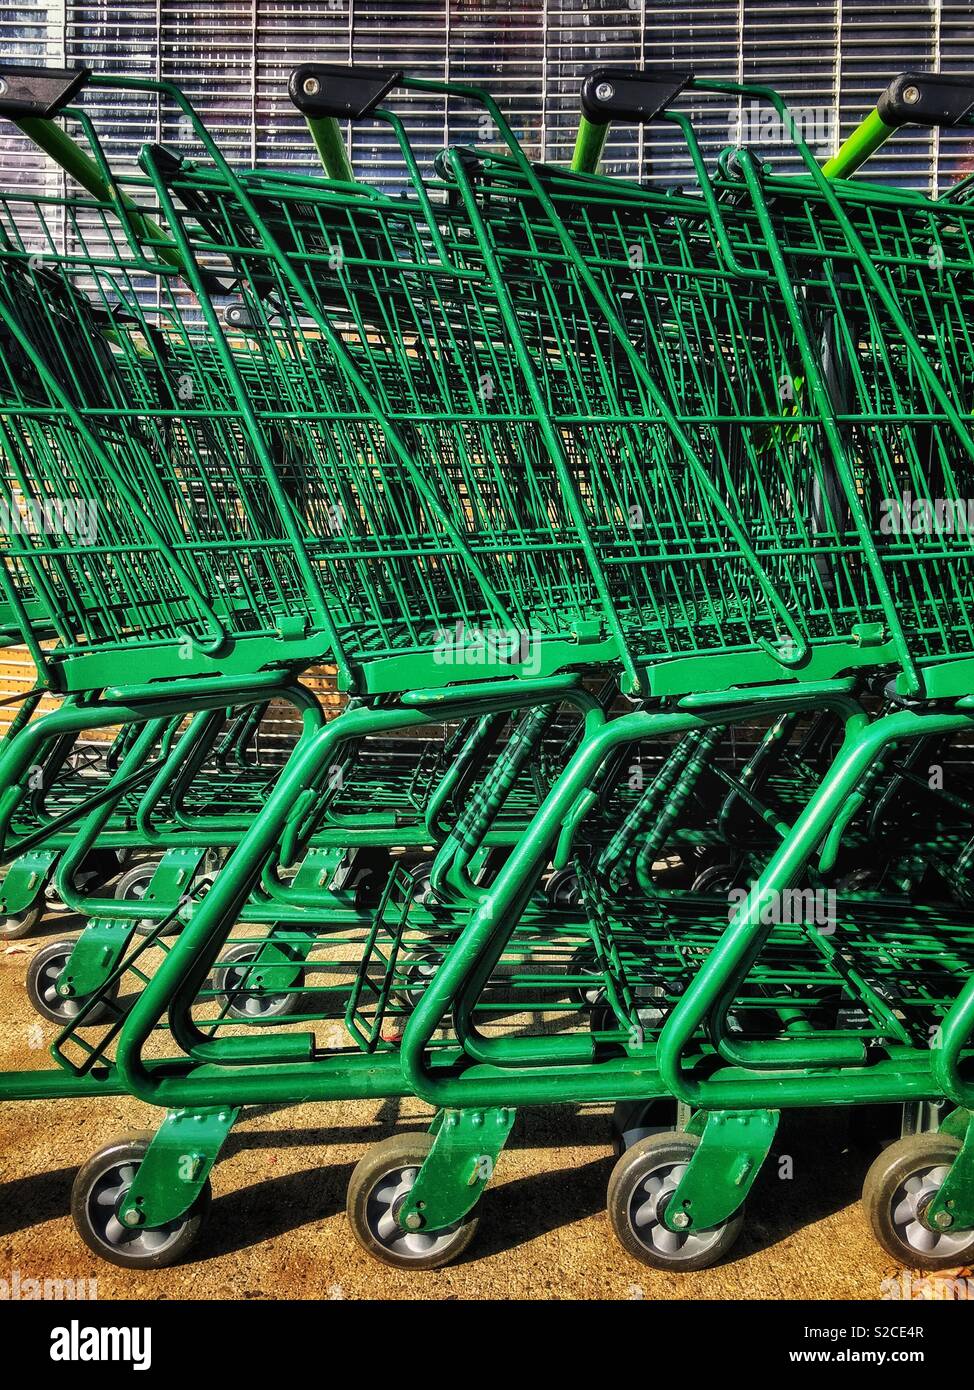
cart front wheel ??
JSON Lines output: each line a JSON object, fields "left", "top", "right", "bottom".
{"left": 71, "top": 1134, "right": 210, "bottom": 1269}
{"left": 114, "top": 859, "right": 178, "bottom": 937}
{"left": 395, "top": 943, "right": 445, "bottom": 1011}
{"left": 212, "top": 941, "right": 303, "bottom": 1020}
{"left": 610, "top": 1099, "right": 679, "bottom": 1158}
{"left": 607, "top": 1131, "right": 744, "bottom": 1271}
{"left": 347, "top": 1133, "right": 479, "bottom": 1270}
{"left": 862, "top": 1132, "right": 974, "bottom": 1268}
{"left": 0, "top": 903, "right": 42, "bottom": 940}
{"left": 546, "top": 868, "right": 581, "bottom": 908}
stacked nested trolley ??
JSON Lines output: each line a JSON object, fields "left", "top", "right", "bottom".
{"left": 0, "top": 56, "right": 974, "bottom": 1274}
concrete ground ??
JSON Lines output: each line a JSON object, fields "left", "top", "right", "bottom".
{"left": 0, "top": 916, "right": 957, "bottom": 1302}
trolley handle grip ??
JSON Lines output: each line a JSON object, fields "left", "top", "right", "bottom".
{"left": 825, "top": 70, "right": 974, "bottom": 180}
{"left": 573, "top": 67, "right": 693, "bottom": 174}
{"left": 0, "top": 63, "right": 90, "bottom": 119}
{"left": 288, "top": 63, "right": 403, "bottom": 120}
{"left": 579, "top": 67, "right": 694, "bottom": 126}
{"left": 876, "top": 70, "right": 974, "bottom": 128}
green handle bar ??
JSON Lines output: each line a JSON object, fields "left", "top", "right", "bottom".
{"left": 0, "top": 65, "right": 188, "bottom": 269}
{"left": 288, "top": 63, "right": 403, "bottom": 182}
{"left": 571, "top": 66, "right": 974, "bottom": 180}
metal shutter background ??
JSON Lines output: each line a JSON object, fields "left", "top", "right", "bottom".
{"left": 2, "top": 1, "right": 973, "bottom": 196}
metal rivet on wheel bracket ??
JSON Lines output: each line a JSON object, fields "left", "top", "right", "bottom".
{"left": 303, "top": 76, "right": 321, "bottom": 97}
{"left": 902, "top": 85, "right": 921, "bottom": 105}
{"left": 933, "top": 1210, "right": 954, "bottom": 1229}
{"left": 122, "top": 1209, "right": 143, "bottom": 1227}
{"left": 670, "top": 1211, "right": 690, "bottom": 1230}
{"left": 595, "top": 82, "right": 615, "bottom": 102}
{"left": 402, "top": 1212, "right": 424, "bottom": 1231}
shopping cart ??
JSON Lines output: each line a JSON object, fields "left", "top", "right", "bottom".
{"left": 0, "top": 61, "right": 627, "bottom": 1274}
{"left": 2, "top": 59, "right": 974, "bottom": 1279}
{"left": 271, "top": 64, "right": 974, "bottom": 1269}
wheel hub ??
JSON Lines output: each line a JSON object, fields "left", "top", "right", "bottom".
{"left": 892, "top": 1164, "right": 971, "bottom": 1257}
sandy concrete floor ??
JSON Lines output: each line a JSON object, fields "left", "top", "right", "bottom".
{"left": 0, "top": 916, "right": 943, "bottom": 1302}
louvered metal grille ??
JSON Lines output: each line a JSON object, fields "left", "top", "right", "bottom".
{"left": 2, "top": 1, "right": 973, "bottom": 197}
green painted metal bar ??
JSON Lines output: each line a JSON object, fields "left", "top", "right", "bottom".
{"left": 397, "top": 686, "right": 867, "bottom": 1097}
{"left": 13, "top": 114, "right": 186, "bottom": 271}
{"left": 570, "top": 114, "right": 609, "bottom": 175}
{"left": 657, "top": 705, "right": 974, "bottom": 1109}
{"left": 0, "top": 294, "right": 228, "bottom": 660}
{"left": 130, "top": 88, "right": 521, "bottom": 650}
{"left": 137, "top": 145, "right": 353, "bottom": 689}
{"left": 0, "top": 673, "right": 296, "bottom": 863}
{"left": 111, "top": 679, "right": 608, "bottom": 1097}
{"left": 821, "top": 108, "right": 897, "bottom": 180}
{"left": 304, "top": 114, "right": 355, "bottom": 182}
{"left": 395, "top": 77, "right": 812, "bottom": 676}
{"left": 433, "top": 686, "right": 605, "bottom": 902}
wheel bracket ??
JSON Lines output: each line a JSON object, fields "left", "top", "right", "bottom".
{"left": 926, "top": 1108, "right": 974, "bottom": 1231}
{"left": 140, "top": 846, "right": 208, "bottom": 920}
{"left": 60, "top": 918, "right": 137, "bottom": 997}
{"left": 665, "top": 1108, "right": 779, "bottom": 1232}
{"left": 116, "top": 1105, "right": 239, "bottom": 1229}
{"left": 397, "top": 1106, "right": 516, "bottom": 1231}
{"left": 0, "top": 848, "right": 58, "bottom": 914}
{"left": 223, "top": 932, "right": 307, "bottom": 995}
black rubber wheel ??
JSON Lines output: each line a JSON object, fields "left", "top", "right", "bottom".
{"left": 567, "top": 942, "right": 605, "bottom": 1007}
{"left": 408, "top": 859, "right": 435, "bottom": 905}
{"left": 0, "top": 902, "right": 42, "bottom": 941}
{"left": 114, "top": 859, "right": 179, "bottom": 937}
{"left": 212, "top": 941, "right": 302, "bottom": 1020}
{"left": 862, "top": 1132, "right": 974, "bottom": 1269}
{"left": 546, "top": 869, "right": 581, "bottom": 909}
{"left": 607, "top": 1130, "right": 744, "bottom": 1270}
{"left": 395, "top": 942, "right": 446, "bottom": 1012}
{"left": 610, "top": 1099, "right": 680, "bottom": 1159}
{"left": 690, "top": 862, "right": 739, "bottom": 895}
{"left": 26, "top": 938, "right": 118, "bottom": 1026}
{"left": 71, "top": 1133, "right": 210, "bottom": 1269}
{"left": 347, "top": 1132, "right": 479, "bottom": 1270}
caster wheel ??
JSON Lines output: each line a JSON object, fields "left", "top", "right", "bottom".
{"left": 71, "top": 1133, "right": 210, "bottom": 1269}
{"left": 408, "top": 860, "right": 435, "bottom": 905}
{"left": 212, "top": 941, "right": 302, "bottom": 1020}
{"left": 347, "top": 1133, "right": 479, "bottom": 1270}
{"left": 0, "top": 903, "right": 42, "bottom": 940}
{"left": 114, "top": 860, "right": 178, "bottom": 937}
{"left": 26, "top": 938, "right": 118, "bottom": 1026}
{"left": 395, "top": 942, "right": 445, "bottom": 1011}
{"left": 862, "top": 1132, "right": 974, "bottom": 1269}
{"left": 607, "top": 1131, "right": 744, "bottom": 1271}
{"left": 567, "top": 943, "right": 605, "bottom": 1007}
{"left": 610, "top": 1099, "right": 679, "bottom": 1158}
{"left": 546, "top": 869, "right": 581, "bottom": 909}
{"left": 690, "top": 862, "right": 739, "bottom": 895}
